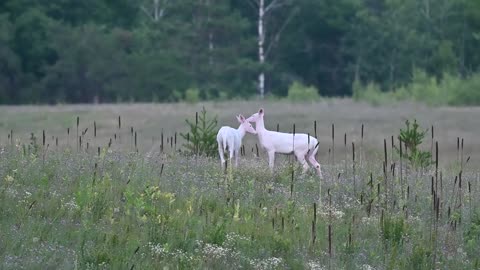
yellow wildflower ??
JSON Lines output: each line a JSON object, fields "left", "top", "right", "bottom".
{"left": 5, "top": 175, "right": 14, "bottom": 182}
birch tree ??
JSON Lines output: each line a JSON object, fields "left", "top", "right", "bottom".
{"left": 249, "top": 0, "right": 296, "bottom": 99}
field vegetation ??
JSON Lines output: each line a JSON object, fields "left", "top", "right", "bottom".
{"left": 1, "top": 101, "right": 480, "bottom": 269}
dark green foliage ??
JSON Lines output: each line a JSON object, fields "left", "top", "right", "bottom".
{"left": 0, "top": 0, "right": 480, "bottom": 103}
{"left": 408, "top": 244, "right": 432, "bottom": 270}
{"left": 465, "top": 211, "right": 480, "bottom": 258}
{"left": 180, "top": 107, "right": 218, "bottom": 157}
{"left": 205, "top": 221, "right": 227, "bottom": 245}
{"left": 397, "top": 119, "right": 432, "bottom": 169}
{"left": 382, "top": 215, "right": 406, "bottom": 246}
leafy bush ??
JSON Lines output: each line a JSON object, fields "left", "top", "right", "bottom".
{"left": 352, "top": 69, "right": 480, "bottom": 106}
{"left": 184, "top": 88, "right": 200, "bottom": 104}
{"left": 449, "top": 73, "right": 480, "bottom": 106}
{"left": 180, "top": 107, "right": 218, "bottom": 156}
{"left": 352, "top": 80, "right": 394, "bottom": 106}
{"left": 286, "top": 81, "right": 321, "bottom": 102}
{"left": 406, "top": 69, "right": 458, "bottom": 106}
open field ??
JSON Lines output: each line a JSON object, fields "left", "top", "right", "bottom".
{"left": 1, "top": 100, "right": 480, "bottom": 269}
{"left": 1, "top": 99, "right": 480, "bottom": 165}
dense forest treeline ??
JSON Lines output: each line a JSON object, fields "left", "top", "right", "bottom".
{"left": 0, "top": 0, "right": 479, "bottom": 104}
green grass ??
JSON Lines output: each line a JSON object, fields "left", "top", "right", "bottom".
{"left": 1, "top": 101, "right": 480, "bottom": 269}
{"left": 1, "top": 139, "right": 479, "bottom": 269}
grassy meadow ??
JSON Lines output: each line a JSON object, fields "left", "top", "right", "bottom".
{"left": 1, "top": 100, "right": 480, "bottom": 269}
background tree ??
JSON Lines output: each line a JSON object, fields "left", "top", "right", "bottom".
{"left": 0, "top": 0, "right": 479, "bottom": 104}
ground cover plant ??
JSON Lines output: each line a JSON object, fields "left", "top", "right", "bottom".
{"left": 1, "top": 102, "right": 480, "bottom": 269}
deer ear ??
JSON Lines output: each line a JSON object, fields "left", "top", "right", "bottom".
{"left": 236, "top": 115, "right": 242, "bottom": 123}
{"left": 239, "top": 114, "right": 245, "bottom": 122}
{"left": 259, "top": 108, "right": 264, "bottom": 115}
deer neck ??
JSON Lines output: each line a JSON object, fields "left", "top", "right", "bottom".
{"left": 255, "top": 117, "right": 267, "bottom": 133}
{"left": 237, "top": 125, "right": 246, "bottom": 138}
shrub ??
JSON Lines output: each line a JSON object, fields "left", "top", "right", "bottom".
{"left": 449, "top": 73, "right": 480, "bottom": 106}
{"left": 407, "top": 69, "right": 456, "bottom": 106}
{"left": 353, "top": 80, "right": 394, "bottom": 106}
{"left": 286, "top": 81, "right": 321, "bottom": 102}
{"left": 185, "top": 88, "right": 200, "bottom": 104}
{"left": 352, "top": 69, "right": 480, "bottom": 106}
{"left": 352, "top": 77, "right": 362, "bottom": 101}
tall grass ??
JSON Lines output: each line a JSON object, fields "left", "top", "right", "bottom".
{"left": 0, "top": 121, "right": 479, "bottom": 269}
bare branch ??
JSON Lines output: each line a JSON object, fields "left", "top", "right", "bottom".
{"left": 160, "top": 0, "right": 169, "bottom": 18}
{"left": 265, "top": 0, "right": 284, "bottom": 14}
{"left": 140, "top": 5, "right": 155, "bottom": 21}
{"left": 246, "top": 0, "right": 259, "bottom": 11}
{"left": 265, "top": 6, "right": 299, "bottom": 59}
{"left": 141, "top": 0, "right": 168, "bottom": 22}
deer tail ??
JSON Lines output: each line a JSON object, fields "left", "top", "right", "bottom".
{"left": 222, "top": 136, "right": 227, "bottom": 151}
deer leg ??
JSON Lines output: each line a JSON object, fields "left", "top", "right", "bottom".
{"left": 218, "top": 141, "right": 225, "bottom": 167}
{"left": 307, "top": 149, "right": 323, "bottom": 178}
{"left": 268, "top": 150, "right": 275, "bottom": 172}
{"left": 234, "top": 149, "right": 239, "bottom": 167}
{"left": 295, "top": 151, "right": 310, "bottom": 173}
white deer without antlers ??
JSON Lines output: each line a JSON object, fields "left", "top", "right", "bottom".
{"left": 246, "top": 108, "right": 323, "bottom": 177}
{"left": 216, "top": 114, "right": 257, "bottom": 167}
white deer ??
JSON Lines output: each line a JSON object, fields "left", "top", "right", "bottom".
{"left": 246, "top": 108, "right": 323, "bottom": 177}
{"left": 216, "top": 114, "right": 257, "bottom": 167}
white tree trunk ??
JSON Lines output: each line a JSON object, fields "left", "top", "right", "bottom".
{"left": 141, "top": 0, "right": 167, "bottom": 22}
{"left": 207, "top": 0, "right": 213, "bottom": 65}
{"left": 154, "top": 0, "right": 160, "bottom": 21}
{"left": 256, "top": 0, "right": 294, "bottom": 99}
{"left": 209, "top": 33, "right": 214, "bottom": 65}
{"left": 258, "top": 0, "right": 266, "bottom": 99}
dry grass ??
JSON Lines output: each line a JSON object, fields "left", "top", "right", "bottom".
{"left": 1, "top": 99, "right": 479, "bottom": 165}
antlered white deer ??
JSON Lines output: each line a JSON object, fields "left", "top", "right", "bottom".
{"left": 216, "top": 114, "right": 257, "bottom": 167}
{"left": 246, "top": 108, "right": 323, "bottom": 177}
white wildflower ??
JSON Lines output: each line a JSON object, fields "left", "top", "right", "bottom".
{"left": 361, "top": 216, "right": 374, "bottom": 225}
{"left": 202, "top": 243, "right": 229, "bottom": 260}
{"left": 250, "top": 257, "right": 284, "bottom": 270}
{"left": 319, "top": 205, "right": 345, "bottom": 220}
{"left": 362, "top": 264, "right": 375, "bottom": 270}
{"left": 307, "top": 260, "right": 325, "bottom": 270}
{"left": 171, "top": 248, "right": 191, "bottom": 261}
{"left": 148, "top": 242, "right": 168, "bottom": 257}
{"left": 64, "top": 200, "right": 79, "bottom": 211}
{"left": 6, "top": 187, "right": 18, "bottom": 198}
{"left": 224, "top": 233, "right": 249, "bottom": 248}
